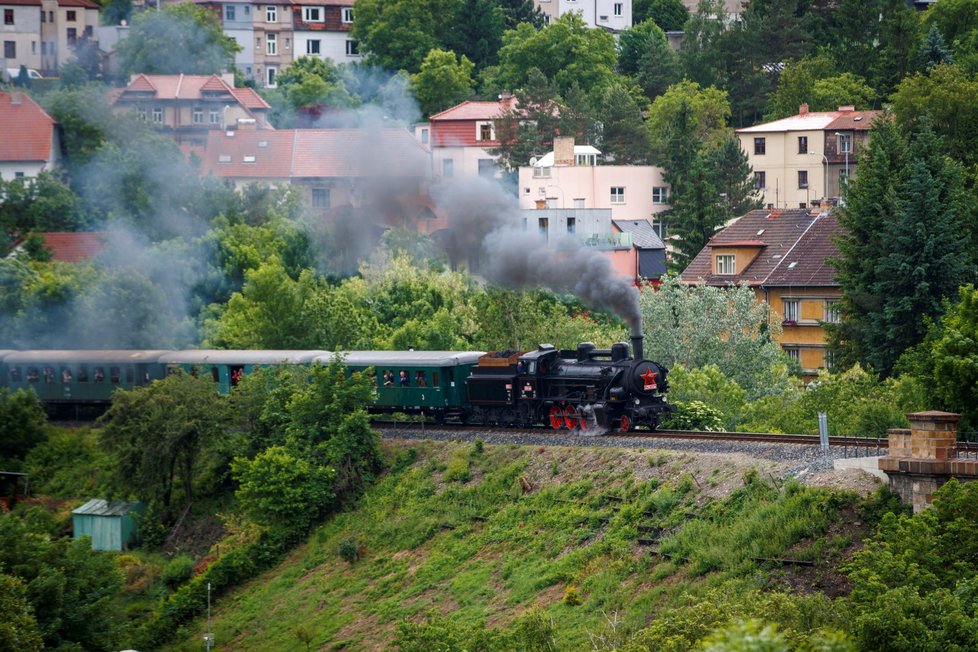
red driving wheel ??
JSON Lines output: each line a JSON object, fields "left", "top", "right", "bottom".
{"left": 563, "top": 405, "right": 578, "bottom": 430}
{"left": 549, "top": 405, "right": 564, "bottom": 430}
{"left": 620, "top": 415, "right": 631, "bottom": 432}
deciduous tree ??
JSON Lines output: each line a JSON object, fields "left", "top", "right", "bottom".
{"left": 410, "top": 49, "right": 475, "bottom": 118}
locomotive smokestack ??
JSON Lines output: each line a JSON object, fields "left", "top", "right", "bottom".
{"left": 631, "top": 332, "right": 644, "bottom": 360}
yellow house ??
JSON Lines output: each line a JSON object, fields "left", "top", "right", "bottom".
{"left": 680, "top": 207, "right": 841, "bottom": 377}
{"left": 736, "top": 104, "right": 881, "bottom": 209}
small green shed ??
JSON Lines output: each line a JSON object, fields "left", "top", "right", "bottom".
{"left": 72, "top": 499, "right": 145, "bottom": 551}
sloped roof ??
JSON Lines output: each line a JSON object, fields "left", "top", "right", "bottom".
{"left": 680, "top": 208, "right": 840, "bottom": 288}
{"left": 72, "top": 499, "right": 143, "bottom": 517}
{"left": 0, "top": 0, "right": 42, "bottom": 5}
{"left": 117, "top": 74, "right": 268, "bottom": 109}
{"left": 230, "top": 87, "right": 271, "bottom": 110}
{"left": 200, "top": 128, "right": 430, "bottom": 179}
{"left": 41, "top": 232, "right": 107, "bottom": 262}
{"left": 0, "top": 91, "right": 56, "bottom": 163}
{"left": 736, "top": 108, "right": 881, "bottom": 134}
{"left": 612, "top": 219, "right": 665, "bottom": 249}
{"left": 58, "top": 0, "right": 99, "bottom": 7}
{"left": 429, "top": 98, "right": 516, "bottom": 122}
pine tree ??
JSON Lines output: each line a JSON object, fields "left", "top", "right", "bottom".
{"left": 918, "top": 23, "right": 954, "bottom": 68}
{"left": 669, "top": 153, "right": 726, "bottom": 269}
{"left": 704, "top": 136, "right": 761, "bottom": 219}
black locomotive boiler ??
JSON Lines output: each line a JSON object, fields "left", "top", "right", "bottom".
{"left": 464, "top": 335, "right": 673, "bottom": 432}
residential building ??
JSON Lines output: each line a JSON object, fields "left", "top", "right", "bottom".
{"left": 613, "top": 219, "right": 667, "bottom": 282}
{"left": 421, "top": 96, "right": 516, "bottom": 180}
{"left": 250, "top": 0, "right": 292, "bottom": 88}
{"left": 534, "top": 0, "right": 631, "bottom": 32}
{"left": 2, "top": 0, "right": 43, "bottom": 73}
{"left": 292, "top": 0, "right": 361, "bottom": 68}
{"left": 111, "top": 73, "right": 271, "bottom": 146}
{"left": 198, "top": 126, "right": 431, "bottom": 217}
{"left": 679, "top": 0, "right": 742, "bottom": 21}
{"left": 736, "top": 104, "right": 882, "bottom": 209}
{"left": 0, "top": 90, "right": 60, "bottom": 179}
{"left": 196, "top": 0, "right": 255, "bottom": 80}
{"left": 40, "top": 0, "right": 98, "bottom": 72}
{"left": 38, "top": 231, "right": 106, "bottom": 261}
{"left": 518, "top": 136, "right": 671, "bottom": 224}
{"left": 680, "top": 207, "right": 842, "bottom": 377}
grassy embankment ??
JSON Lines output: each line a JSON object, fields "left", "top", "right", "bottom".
{"left": 164, "top": 439, "right": 879, "bottom": 650}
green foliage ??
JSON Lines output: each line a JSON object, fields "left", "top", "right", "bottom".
{"left": 0, "top": 172, "right": 95, "bottom": 244}
{"left": 647, "top": 80, "right": 731, "bottom": 162}
{"left": 664, "top": 400, "right": 724, "bottom": 432}
{"left": 0, "top": 573, "right": 43, "bottom": 652}
{"left": 0, "top": 514, "right": 124, "bottom": 650}
{"left": 410, "top": 49, "right": 475, "bottom": 118}
{"left": 337, "top": 536, "right": 361, "bottom": 564}
{"left": 161, "top": 554, "right": 195, "bottom": 589}
{"left": 666, "top": 366, "right": 747, "bottom": 430}
{"left": 0, "top": 388, "right": 47, "bottom": 466}
{"left": 350, "top": 0, "right": 462, "bottom": 73}
{"left": 640, "top": 276, "right": 790, "bottom": 399}
{"left": 563, "top": 585, "right": 581, "bottom": 605}
{"left": 23, "top": 427, "right": 109, "bottom": 497}
{"left": 99, "top": 372, "right": 229, "bottom": 521}
{"left": 115, "top": 4, "right": 239, "bottom": 79}
{"left": 634, "top": 0, "right": 689, "bottom": 31}
{"left": 595, "top": 81, "right": 652, "bottom": 164}
{"left": 766, "top": 55, "right": 838, "bottom": 120}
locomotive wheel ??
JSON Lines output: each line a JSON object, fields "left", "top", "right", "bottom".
{"left": 549, "top": 405, "right": 564, "bottom": 430}
{"left": 577, "top": 406, "right": 590, "bottom": 432}
{"left": 563, "top": 405, "right": 578, "bottom": 430}
{"left": 619, "top": 415, "right": 632, "bottom": 432}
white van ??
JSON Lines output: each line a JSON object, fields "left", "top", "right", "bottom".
{"left": 5, "top": 67, "right": 43, "bottom": 82}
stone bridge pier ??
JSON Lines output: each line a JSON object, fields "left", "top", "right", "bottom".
{"left": 879, "top": 411, "right": 978, "bottom": 512}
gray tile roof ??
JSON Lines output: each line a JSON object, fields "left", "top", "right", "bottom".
{"left": 612, "top": 219, "right": 665, "bottom": 249}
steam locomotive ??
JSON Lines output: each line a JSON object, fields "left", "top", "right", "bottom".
{"left": 0, "top": 337, "right": 672, "bottom": 432}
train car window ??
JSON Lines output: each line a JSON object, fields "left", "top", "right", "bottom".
{"left": 398, "top": 370, "right": 410, "bottom": 386}
{"left": 9, "top": 367, "right": 21, "bottom": 382}
{"left": 230, "top": 366, "right": 244, "bottom": 386}
{"left": 432, "top": 372, "right": 439, "bottom": 387}
{"left": 528, "top": 361, "right": 537, "bottom": 374}
{"left": 77, "top": 366, "right": 88, "bottom": 382}
{"left": 60, "top": 367, "right": 73, "bottom": 382}
{"left": 415, "top": 371, "right": 427, "bottom": 387}
{"left": 43, "top": 367, "right": 54, "bottom": 383}
{"left": 446, "top": 369, "right": 454, "bottom": 386}
{"left": 110, "top": 367, "right": 121, "bottom": 384}
{"left": 382, "top": 370, "right": 394, "bottom": 387}
{"left": 27, "top": 368, "right": 38, "bottom": 382}
{"left": 211, "top": 367, "right": 220, "bottom": 383}
{"left": 126, "top": 367, "right": 135, "bottom": 384}
{"left": 94, "top": 367, "right": 105, "bottom": 382}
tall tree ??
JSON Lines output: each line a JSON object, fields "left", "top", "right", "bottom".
{"left": 704, "top": 136, "right": 762, "bottom": 219}
{"left": 667, "top": 153, "right": 727, "bottom": 269}
{"left": 410, "top": 49, "right": 475, "bottom": 118}
{"left": 646, "top": 80, "right": 730, "bottom": 163}
{"left": 595, "top": 82, "right": 651, "bottom": 164}
{"left": 634, "top": 0, "right": 689, "bottom": 31}
{"left": 491, "top": 68, "right": 564, "bottom": 171}
{"left": 680, "top": 0, "right": 727, "bottom": 89}
{"left": 918, "top": 23, "right": 954, "bottom": 69}
{"left": 350, "top": 0, "right": 462, "bottom": 73}
{"left": 115, "top": 4, "right": 239, "bottom": 78}
{"left": 494, "top": 0, "right": 546, "bottom": 29}
{"left": 870, "top": 0, "right": 924, "bottom": 97}
{"left": 765, "top": 55, "right": 837, "bottom": 120}
{"left": 448, "top": 0, "right": 504, "bottom": 70}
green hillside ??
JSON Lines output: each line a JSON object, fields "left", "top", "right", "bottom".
{"left": 164, "top": 440, "right": 878, "bottom": 650}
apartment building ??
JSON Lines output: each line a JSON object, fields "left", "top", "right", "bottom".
{"left": 534, "top": 0, "right": 631, "bottom": 32}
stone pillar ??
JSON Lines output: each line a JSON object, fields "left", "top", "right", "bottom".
{"left": 879, "top": 411, "right": 962, "bottom": 512}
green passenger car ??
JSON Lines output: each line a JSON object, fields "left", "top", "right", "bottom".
{"left": 157, "top": 350, "right": 330, "bottom": 393}
{"left": 2, "top": 350, "right": 170, "bottom": 404}
{"left": 321, "top": 351, "right": 485, "bottom": 418}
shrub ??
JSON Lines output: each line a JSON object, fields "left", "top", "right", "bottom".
{"left": 338, "top": 537, "right": 360, "bottom": 564}
{"left": 161, "top": 554, "right": 195, "bottom": 589}
{"left": 443, "top": 450, "right": 471, "bottom": 483}
{"left": 563, "top": 585, "right": 581, "bottom": 606}
{"left": 664, "top": 400, "right": 724, "bottom": 431}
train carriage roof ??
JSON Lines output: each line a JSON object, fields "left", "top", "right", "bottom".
{"left": 3, "top": 350, "right": 172, "bottom": 364}
{"left": 320, "top": 351, "right": 486, "bottom": 367}
{"left": 0, "top": 350, "right": 18, "bottom": 361}
{"left": 159, "top": 350, "right": 330, "bottom": 364}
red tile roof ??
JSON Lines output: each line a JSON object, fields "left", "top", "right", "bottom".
{"left": 429, "top": 98, "right": 517, "bottom": 122}
{"left": 118, "top": 74, "right": 268, "bottom": 107}
{"left": 229, "top": 87, "right": 271, "bottom": 111}
{"left": 0, "top": 91, "right": 57, "bottom": 163}
{"left": 57, "top": 0, "right": 99, "bottom": 7}
{"left": 41, "top": 232, "right": 107, "bottom": 262}
{"left": 681, "top": 208, "right": 840, "bottom": 287}
{"left": 0, "top": 0, "right": 42, "bottom": 5}
{"left": 199, "top": 128, "right": 430, "bottom": 179}
{"left": 825, "top": 111, "right": 884, "bottom": 131}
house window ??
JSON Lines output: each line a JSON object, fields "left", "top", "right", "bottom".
{"left": 754, "top": 137, "right": 766, "bottom": 155}
{"left": 137, "top": 107, "right": 147, "bottom": 121}
{"left": 66, "top": 9, "right": 76, "bottom": 21}
{"left": 266, "top": 5, "right": 276, "bottom": 22}
{"left": 823, "top": 300, "right": 840, "bottom": 323}
{"left": 267, "top": 33, "right": 277, "bottom": 55}
{"left": 345, "top": 40, "right": 359, "bottom": 55}
{"left": 42, "top": 10, "right": 46, "bottom": 22}
{"left": 477, "top": 122, "right": 493, "bottom": 141}
{"left": 753, "top": 171, "right": 766, "bottom": 190}
{"left": 715, "top": 254, "right": 735, "bottom": 275}
{"left": 31, "top": 41, "right": 35, "bottom": 54}
{"left": 478, "top": 158, "right": 496, "bottom": 177}
{"left": 210, "top": 109, "right": 220, "bottom": 123}
{"left": 567, "top": 217, "right": 576, "bottom": 234}
{"left": 610, "top": 187, "right": 625, "bottom": 204}
{"left": 784, "top": 347, "right": 800, "bottom": 363}
{"left": 798, "top": 135, "right": 808, "bottom": 154}
{"left": 3, "top": 41, "right": 14, "bottom": 59}
{"left": 4, "top": 9, "right": 12, "bottom": 24}
{"left": 539, "top": 217, "right": 549, "bottom": 239}
{"left": 798, "top": 170, "right": 808, "bottom": 189}
{"left": 152, "top": 107, "right": 163, "bottom": 123}
{"left": 613, "top": 2, "right": 623, "bottom": 15}
{"left": 303, "top": 6, "right": 322, "bottom": 21}
{"left": 48, "top": 11, "right": 53, "bottom": 21}
{"left": 420, "top": 128, "right": 428, "bottom": 145}
{"left": 66, "top": 27, "right": 76, "bottom": 45}
{"left": 267, "top": 66, "right": 277, "bottom": 87}
{"left": 225, "top": 5, "right": 235, "bottom": 20}
{"left": 783, "top": 299, "right": 799, "bottom": 323}
{"left": 532, "top": 166, "right": 551, "bottom": 178}
{"left": 838, "top": 133, "right": 852, "bottom": 154}
{"left": 311, "top": 188, "right": 330, "bottom": 208}
{"left": 342, "top": 7, "right": 353, "bottom": 23}
{"left": 193, "top": 107, "right": 203, "bottom": 123}
{"left": 306, "top": 39, "right": 320, "bottom": 55}
{"left": 442, "top": 158, "right": 454, "bottom": 177}
{"left": 652, "top": 186, "right": 669, "bottom": 204}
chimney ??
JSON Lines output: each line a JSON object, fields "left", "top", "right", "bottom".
{"left": 799, "top": 103, "right": 809, "bottom": 115}
{"left": 631, "top": 333, "right": 644, "bottom": 360}
{"left": 553, "top": 135, "right": 574, "bottom": 167}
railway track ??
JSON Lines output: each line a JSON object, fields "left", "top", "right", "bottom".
{"left": 371, "top": 420, "right": 890, "bottom": 449}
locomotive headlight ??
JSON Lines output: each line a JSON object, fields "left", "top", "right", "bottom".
{"left": 634, "top": 397, "right": 640, "bottom": 405}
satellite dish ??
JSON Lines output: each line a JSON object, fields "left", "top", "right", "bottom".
{"left": 529, "top": 156, "right": 537, "bottom": 166}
